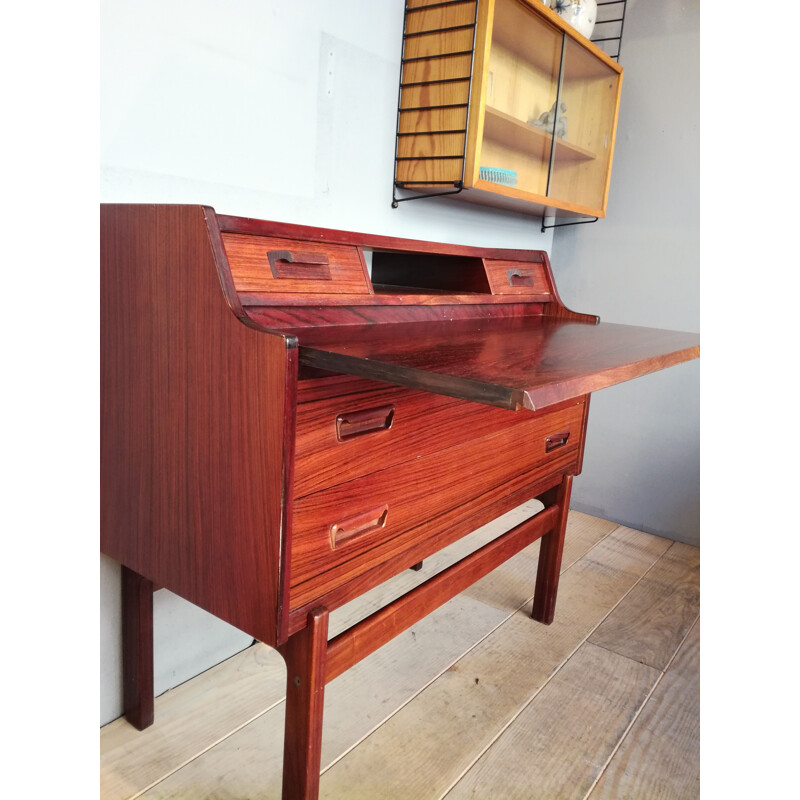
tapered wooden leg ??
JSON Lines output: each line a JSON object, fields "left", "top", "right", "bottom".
{"left": 279, "top": 607, "right": 330, "bottom": 800}
{"left": 121, "top": 565, "right": 155, "bottom": 730}
{"left": 532, "top": 474, "right": 573, "bottom": 625}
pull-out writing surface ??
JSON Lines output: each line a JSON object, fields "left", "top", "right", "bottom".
{"left": 294, "top": 316, "right": 700, "bottom": 411}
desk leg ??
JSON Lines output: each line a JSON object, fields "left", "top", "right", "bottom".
{"left": 121, "top": 565, "right": 155, "bottom": 730}
{"left": 279, "top": 607, "right": 330, "bottom": 800}
{"left": 532, "top": 474, "right": 573, "bottom": 625}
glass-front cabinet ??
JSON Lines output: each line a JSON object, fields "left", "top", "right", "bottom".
{"left": 394, "top": 0, "right": 623, "bottom": 219}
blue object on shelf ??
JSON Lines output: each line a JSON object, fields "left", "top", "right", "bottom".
{"left": 479, "top": 167, "right": 517, "bottom": 187}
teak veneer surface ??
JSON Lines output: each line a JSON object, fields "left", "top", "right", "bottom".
{"left": 287, "top": 466, "right": 572, "bottom": 631}
{"left": 101, "top": 205, "right": 297, "bottom": 647}
{"left": 222, "top": 233, "right": 371, "bottom": 296}
{"left": 294, "top": 316, "right": 700, "bottom": 411}
{"left": 294, "top": 384, "right": 581, "bottom": 498}
{"left": 290, "top": 401, "right": 584, "bottom": 600}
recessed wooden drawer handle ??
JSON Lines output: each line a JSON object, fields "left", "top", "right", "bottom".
{"left": 336, "top": 405, "right": 395, "bottom": 441}
{"left": 330, "top": 505, "right": 389, "bottom": 549}
{"left": 267, "top": 249, "right": 332, "bottom": 281}
{"left": 545, "top": 431, "right": 570, "bottom": 452}
{"left": 506, "top": 268, "right": 535, "bottom": 287}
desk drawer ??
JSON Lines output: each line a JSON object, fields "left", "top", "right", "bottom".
{"left": 484, "top": 259, "right": 551, "bottom": 297}
{"left": 294, "top": 384, "right": 550, "bottom": 497}
{"left": 221, "top": 233, "right": 370, "bottom": 295}
{"left": 289, "top": 399, "right": 584, "bottom": 607}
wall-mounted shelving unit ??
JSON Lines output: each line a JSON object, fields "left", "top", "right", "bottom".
{"left": 393, "top": 0, "right": 623, "bottom": 222}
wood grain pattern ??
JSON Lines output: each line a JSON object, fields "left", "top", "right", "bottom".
{"left": 100, "top": 204, "right": 297, "bottom": 647}
{"left": 216, "top": 213, "right": 548, "bottom": 263}
{"left": 317, "top": 527, "right": 671, "bottom": 799}
{"left": 461, "top": 508, "right": 617, "bottom": 613}
{"left": 325, "top": 505, "right": 559, "bottom": 683}
{"left": 287, "top": 468, "right": 569, "bottom": 631}
{"left": 396, "top": 0, "right": 623, "bottom": 216}
{"left": 278, "top": 608, "right": 329, "bottom": 800}
{"left": 294, "top": 384, "right": 582, "bottom": 497}
{"left": 327, "top": 499, "right": 545, "bottom": 637}
{"left": 100, "top": 514, "right": 650, "bottom": 800}
{"left": 483, "top": 104, "right": 596, "bottom": 161}
{"left": 132, "top": 598, "right": 512, "bottom": 800}
{"left": 290, "top": 401, "right": 584, "bottom": 600}
{"left": 297, "top": 374, "right": 402, "bottom": 404}
{"left": 295, "top": 316, "right": 700, "bottom": 411}
{"left": 588, "top": 622, "right": 700, "bottom": 800}
{"left": 121, "top": 567, "right": 154, "bottom": 731}
{"left": 245, "top": 303, "right": 549, "bottom": 339}
{"left": 449, "top": 179, "right": 612, "bottom": 218}
{"left": 589, "top": 541, "right": 700, "bottom": 670}
{"left": 214, "top": 212, "right": 612, "bottom": 329}
{"left": 222, "top": 233, "right": 370, "bottom": 295}
{"left": 445, "top": 643, "right": 659, "bottom": 800}
{"left": 484, "top": 258, "right": 551, "bottom": 296}
{"left": 575, "top": 391, "right": 591, "bottom": 474}
{"left": 395, "top": 0, "right": 477, "bottom": 186}
{"left": 102, "top": 206, "right": 697, "bottom": 800}
{"left": 242, "top": 293, "right": 548, "bottom": 307}
{"left": 101, "top": 643, "right": 288, "bottom": 800}
{"left": 531, "top": 473, "right": 573, "bottom": 624}
{"left": 106, "top": 514, "right": 626, "bottom": 800}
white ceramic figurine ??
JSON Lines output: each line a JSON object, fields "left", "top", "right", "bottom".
{"left": 553, "top": 0, "right": 597, "bottom": 39}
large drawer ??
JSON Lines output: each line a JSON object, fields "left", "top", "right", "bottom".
{"left": 294, "top": 383, "right": 559, "bottom": 497}
{"left": 221, "top": 232, "right": 370, "bottom": 295}
{"left": 289, "top": 398, "right": 585, "bottom": 607}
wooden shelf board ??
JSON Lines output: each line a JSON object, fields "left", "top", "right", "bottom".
{"left": 483, "top": 106, "right": 596, "bottom": 162}
{"left": 463, "top": 180, "right": 605, "bottom": 219}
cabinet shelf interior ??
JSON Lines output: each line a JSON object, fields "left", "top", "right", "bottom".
{"left": 482, "top": 106, "right": 596, "bottom": 163}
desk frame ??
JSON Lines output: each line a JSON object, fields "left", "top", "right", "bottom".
{"left": 102, "top": 204, "right": 698, "bottom": 800}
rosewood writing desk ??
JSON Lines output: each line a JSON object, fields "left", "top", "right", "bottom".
{"left": 100, "top": 204, "right": 699, "bottom": 799}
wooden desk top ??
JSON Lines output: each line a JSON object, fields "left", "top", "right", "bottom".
{"left": 293, "top": 316, "right": 700, "bottom": 411}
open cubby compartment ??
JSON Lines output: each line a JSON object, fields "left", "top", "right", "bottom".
{"left": 366, "top": 249, "right": 492, "bottom": 295}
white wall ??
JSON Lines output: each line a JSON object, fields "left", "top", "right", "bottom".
{"left": 100, "top": 0, "right": 556, "bottom": 726}
{"left": 550, "top": 0, "right": 700, "bottom": 543}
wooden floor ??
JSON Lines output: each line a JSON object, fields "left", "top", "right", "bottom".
{"left": 100, "top": 507, "right": 700, "bottom": 799}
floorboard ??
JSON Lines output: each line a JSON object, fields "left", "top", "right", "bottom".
{"left": 587, "top": 621, "right": 701, "bottom": 800}
{"left": 588, "top": 541, "right": 700, "bottom": 670}
{"left": 443, "top": 643, "right": 659, "bottom": 800}
{"left": 316, "top": 527, "right": 669, "bottom": 800}
{"left": 99, "top": 513, "right": 699, "bottom": 800}
{"left": 100, "top": 643, "right": 286, "bottom": 800}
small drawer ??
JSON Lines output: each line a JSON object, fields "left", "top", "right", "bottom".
{"left": 294, "top": 383, "right": 562, "bottom": 497}
{"left": 484, "top": 259, "right": 551, "bottom": 297}
{"left": 221, "top": 232, "right": 370, "bottom": 295}
{"left": 289, "top": 398, "right": 585, "bottom": 607}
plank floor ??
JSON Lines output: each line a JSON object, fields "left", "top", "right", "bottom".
{"left": 100, "top": 508, "right": 699, "bottom": 799}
